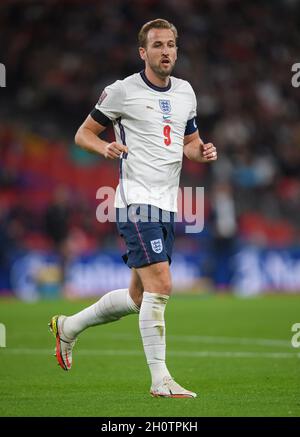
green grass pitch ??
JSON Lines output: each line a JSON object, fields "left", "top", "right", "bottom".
{"left": 0, "top": 294, "right": 299, "bottom": 417}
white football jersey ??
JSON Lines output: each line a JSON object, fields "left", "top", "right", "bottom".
{"left": 92, "top": 71, "right": 198, "bottom": 212}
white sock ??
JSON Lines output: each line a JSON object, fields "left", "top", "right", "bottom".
{"left": 62, "top": 288, "right": 139, "bottom": 340}
{"left": 139, "top": 291, "right": 172, "bottom": 387}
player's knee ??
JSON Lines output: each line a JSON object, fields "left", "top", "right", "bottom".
{"left": 151, "top": 277, "right": 172, "bottom": 295}
{"left": 159, "top": 280, "right": 172, "bottom": 295}
{"left": 155, "top": 266, "right": 172, "bottom": 294}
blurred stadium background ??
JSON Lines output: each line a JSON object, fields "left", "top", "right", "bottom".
{"left": 0, "top": 0, "right": 300, "bottom": 299}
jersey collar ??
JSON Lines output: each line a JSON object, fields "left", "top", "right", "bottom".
{"left": 140, "top": 70, "right": 171, "bottom": 92}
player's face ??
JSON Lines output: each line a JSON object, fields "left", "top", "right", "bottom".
{"left": 140, "top": 28, "right": 177, "bottom": 78}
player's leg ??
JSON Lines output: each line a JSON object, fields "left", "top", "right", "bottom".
{"left": 136, "top": 261, "right": 172, "bottom": 388}
{"left": 49, "top": 268, "right": 142, "bottom": 371}
{"left": 128, "top": 267, "right": 144, "bottom": 307}
{"left": 136, "top": 261, "right": 196, "bottom": 398}
{"left": 117, "top": 204, "right": 196, "bottom": 397}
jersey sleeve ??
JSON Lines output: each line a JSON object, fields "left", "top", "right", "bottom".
{"left": 184, "top": 86, "right": 198, "bottom": 135}
{"left": 90, "top": 80, "right": 125, "bottom": 126}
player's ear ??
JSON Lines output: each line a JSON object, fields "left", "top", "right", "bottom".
{"left": 139, "top": 47, "right": 146, "bottom": 61}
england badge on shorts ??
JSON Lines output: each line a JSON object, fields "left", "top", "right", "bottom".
{"left": 150, "top": 238, "right": 163, "bottom": 254}
{"left": 159, "top": 99, "right": 171, "bottom": 114}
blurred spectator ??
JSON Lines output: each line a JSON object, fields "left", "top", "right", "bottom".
{"left": 44, "top": 186, "right": 70, "bottom": 249}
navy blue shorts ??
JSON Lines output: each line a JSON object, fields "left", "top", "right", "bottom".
{"left": 116, "top": 204, "right": 175, "bottom": 269}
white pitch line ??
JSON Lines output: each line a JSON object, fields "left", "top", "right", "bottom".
{"left": 7, "top": 332, "right": 291, "bottom": 348}
{"left": 88, "top": 332, "right": 291, "bottom": 348}
{"left": 168, "top": 335, "right": 291, "bottom": 348}
{"left": 1, "top": 348, "right": 299, "bottom": 359}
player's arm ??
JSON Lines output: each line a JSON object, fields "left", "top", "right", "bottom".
{"left": 75, "top": 115, "right": 128, "bottom": 160}
{"left": 183, "top": 130, "right": 217, "bottom": 163}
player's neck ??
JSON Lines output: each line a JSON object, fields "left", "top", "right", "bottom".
{"left": 144, "top": 67, "right": 170, "bottom": 88}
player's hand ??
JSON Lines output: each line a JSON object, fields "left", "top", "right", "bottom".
{"left": 201, "top": 142, "right": 217, "bottom": 162}
{"left": 104, "top": 142, "right": 128, "bottom": 159}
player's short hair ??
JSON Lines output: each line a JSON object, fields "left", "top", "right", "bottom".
{"left": 138, "top": 19, "right": 178, "bottom": 48}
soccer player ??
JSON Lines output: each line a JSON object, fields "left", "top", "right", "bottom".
{"left": 49, "top": 18, "right": 217, "bottom": 398}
